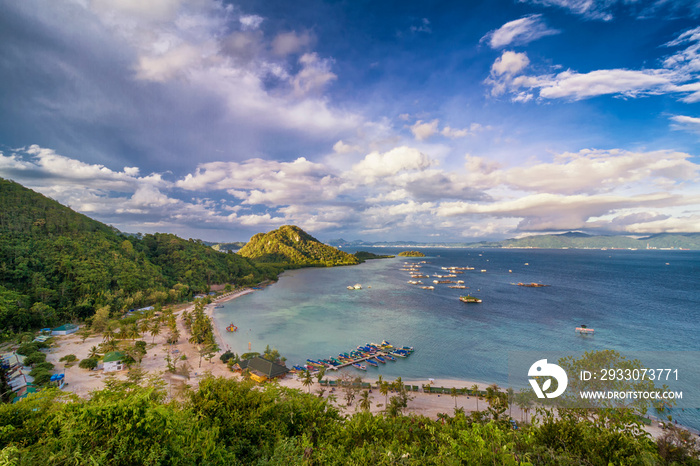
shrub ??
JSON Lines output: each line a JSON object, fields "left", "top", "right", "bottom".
{"left": 79, "top": 358, "right": 98, "bottom": 370}
{"left": 59, "top": 354, "right": 77, "bottom": 363}
{"left": 23, "top": 352, "right": 47, "bottom": 366}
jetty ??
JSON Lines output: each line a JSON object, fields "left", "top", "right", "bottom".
{"left": 297, "top": 341, "right": 414, "bottom": 372}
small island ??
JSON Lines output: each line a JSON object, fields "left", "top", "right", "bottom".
{"left": 398, "top": 250, "right": 425, "bottom": 257}
{"left": 353, "top": 251, "right": 395, "bottom": 262}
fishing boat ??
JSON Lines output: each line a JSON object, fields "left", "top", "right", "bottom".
{"left": 352, "top": 363, "right": 367, "bottom": 371}
{"left": 459, "top": 295, "right": 482, "bottom": 303}
{"left": 389, "top": 351, "right": 407, "bottom": 358}
{"left": 384, "top": 354, "right": 396, "bottom": 361}
{"left": 576, "top": 325, "right": 595, "bottom": 335}
{"left": 375, "top": 355, "right": 386, "bottom": 364}
{"left": 420, "top": 286, "right": 435, "bottom": 290}
{"left": 366, "top": 359, "right": 378, "bottom": 367}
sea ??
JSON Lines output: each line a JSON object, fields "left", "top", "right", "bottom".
{"left": 213, "top": 248, "right": 700, "bottom": 430}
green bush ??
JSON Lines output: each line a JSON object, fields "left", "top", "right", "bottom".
{"left": 22, "top": 352, "right": 46, "bottom": 366}
{"left": 59, "top": 354, "right": 77, "bottom": 363}
{"left": 78, "top": 358, "right": 98, "bottom": 370}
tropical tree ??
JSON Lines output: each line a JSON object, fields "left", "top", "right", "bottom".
{"left": 150, "top": 320, "right": 161, "bottom": 344}
{"left": 379, "top": 381, "right": 390, "bottom": 408}
{"left": 301, "top": 370, "right": 313, "bottom": 393}
{"left": 471, "top": 383, "right": 480, "bottom": 411}
{"left": 451, "top": 387, "right": 458, "bottom": 410}
{"left": 359, "top": 390, "right": 371, "bottom": 412}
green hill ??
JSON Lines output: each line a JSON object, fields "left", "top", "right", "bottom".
{"left": 238, "top": 225, "right": 360, "bottom": 267}
{"left": 0, "top": 178, "right": 273, "bottom": 333}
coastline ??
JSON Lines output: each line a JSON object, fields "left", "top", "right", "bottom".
{"left": 39, "top": 288, "right": 691, "bottom": 441}
{"left": 205, "top": 288, "right": 253, "bottom": 353}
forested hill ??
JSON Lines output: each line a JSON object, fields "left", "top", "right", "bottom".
{"left": 0, "top": 178, "right": 274, "bottom": 333}
{"left": 238, "top": 225, "right": 360, "bottom": 267}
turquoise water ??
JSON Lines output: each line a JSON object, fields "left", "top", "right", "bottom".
{"left": 214, "top": 248, "right": 700, "bottom": 428}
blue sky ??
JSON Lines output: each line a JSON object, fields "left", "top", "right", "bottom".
{"left": 1, "top": 0, "right": 700, "bottom": 242}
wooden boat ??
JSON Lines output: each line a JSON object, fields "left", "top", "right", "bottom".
{"left": 366, "top": 359, "right": 378, "bottom": 367}
{"left": 459, "top": 295, "right": 482, "bottom": 303}
{"left": 352, "top": 363, "right": 367, "bottom": 371}
{"left": 384, "top": 354, "right": 396, "bottom": 361}
{"left": 375, "top": 355, "right": 386, "bottom": 364}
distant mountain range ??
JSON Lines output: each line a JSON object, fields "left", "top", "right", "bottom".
{"left": 327, "top": 232, "right": 700, "bottom": 250}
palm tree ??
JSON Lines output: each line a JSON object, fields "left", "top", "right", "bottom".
{"left": 150, "top": 321, "right": 161, "bottom": 344}
{"left": 380, "top": 381, "right": 390, "bottom": 408}
{"left": 88, "top": 346, "right": 100, "bottom": 359}
{"left": 471, "top": 384, "right": 480, "bottom": 411}
{"left": 301, "top": 370, "right": 313, "bottom": 393}
{"left": 507, "top": 387, "right": 515, "bottom": 419}
{"left": 102, "top": 325, "right": 115, "bottom": 343}
{"left": 315, "top": 367, "right": 326, "bottom": 385}
{"left": 359, "top": 390, "right": 371, "bottom": 412}
{"left": 451, "top": 387, "right": 458, "bottom": 410}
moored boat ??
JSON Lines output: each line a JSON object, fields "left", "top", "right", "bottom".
{"left": 352, "top": 363, "right": 367, "bottom": 371}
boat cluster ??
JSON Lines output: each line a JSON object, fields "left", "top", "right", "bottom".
{"left": 293, "top": 341, "right": 414, "bottom": 372}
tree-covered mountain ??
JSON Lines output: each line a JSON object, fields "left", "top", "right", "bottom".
{"left": 0, "top": 178, "right": 274, "bottom": 333}
{"left": 238, "top": 225, "right": 360, "bottom": 267}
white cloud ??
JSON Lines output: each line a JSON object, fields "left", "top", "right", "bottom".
{"left": 482, "top": 14, "right": 559, "bottom": 49}
{"left": 464, "top": 149, "right": 699, "bottom": 193}
{"left": 352, "top": 146, "right": 433, "bottom": 181}
{"left": 519, "top": 0, "right": 700, "bottom": 21}
{"left": 491, "top": 51, "right": 530, "bottom": 76}
{"left": 410, "top": 120, "right": 439, "bottom": 140}
{"left": 410, "top": 120, "right": 485, "bottom": 140}
{"left": 239, "top": 14, "right": 263, "bottom": 30}
{"left": 271, "top": 30, "right": 314, "bottom": 56}
{"left": 487, "top": 28, "right": 700, "bottom": 102}
{"left": 333, "top": 140, "right": 361, "bottom": 154}
{"left": 291, "top": 53, "right": 337, "bottom": 96}
{"left": 670, "top": 114, "right": 700, "bottom": 133}
{"left": 177, "top": 157, "right": 347, "bottom": 206}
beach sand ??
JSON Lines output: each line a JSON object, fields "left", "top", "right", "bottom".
{"left": 43, "top": 289, "right": 676, "bottom": 439}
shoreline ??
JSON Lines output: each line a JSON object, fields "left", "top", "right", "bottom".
{"left": 205, "top": 288, "right": 254, "bottom": 353}
{"left": 38, "top": 288, "right": 695, "bottom": 442}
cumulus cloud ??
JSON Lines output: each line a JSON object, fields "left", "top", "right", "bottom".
{"left": 464, "top": 149, "right": 699, "bottom": 193}
{"left": 271, "top": 30, "right": 314, "bottom": 56}
{"left": 481, "top": 14, "right": 559, "bottom": 49}
{"left": 351, "top": 146, "right": 433, "bottom": 181}
{"left": 177, "top": 157, "right": 347, "bottom": 206}
{"left": 291, "top": 53, "right": 337, "bottom": 96}
{"left": 410, "top": 120, "right": 439, "bottom": 140}
{"left": 487, "top": 27, "right": 700, "bottom": 102}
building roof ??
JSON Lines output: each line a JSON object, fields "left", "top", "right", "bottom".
{"left": 53, "top": 324, "right": 78, "bottom": 331}
{"left": 103, "top": 351, "right": 125, "bottom": 363}
{"left": 238, "top": 356, "right": 289, "bottom": 379}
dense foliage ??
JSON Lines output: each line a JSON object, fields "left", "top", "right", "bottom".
{"left": 353, "top": 251, "right": 394, "bottom": 262}
{"left": 238, "top": 225, "right": 360, "bottom": 267}
{"left": 0, "top": 376, "right": 696, "bottom": 465}
{"left": 397, "top": 251, "right": 425, "bottom": 257}
{"left": 0, "top": 178, "right": 275, "bottom": 333}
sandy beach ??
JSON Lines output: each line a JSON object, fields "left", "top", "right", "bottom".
{"left": 42, "top": 289, "right": 677, "bottom": 440}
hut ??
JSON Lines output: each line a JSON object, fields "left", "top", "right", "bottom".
{"left": 235, "top": 356, "right": 289, "bottom": 383}
{"left": 103, "top": 351, "right": 126, "bottom": 372}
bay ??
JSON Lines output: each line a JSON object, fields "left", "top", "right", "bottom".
{"left": 214, "top": 248, "right": 700, "bottom": 429}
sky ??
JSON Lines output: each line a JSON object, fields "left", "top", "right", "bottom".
{"left": 1, "top": 0, "right": 700, "bottom": 243}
